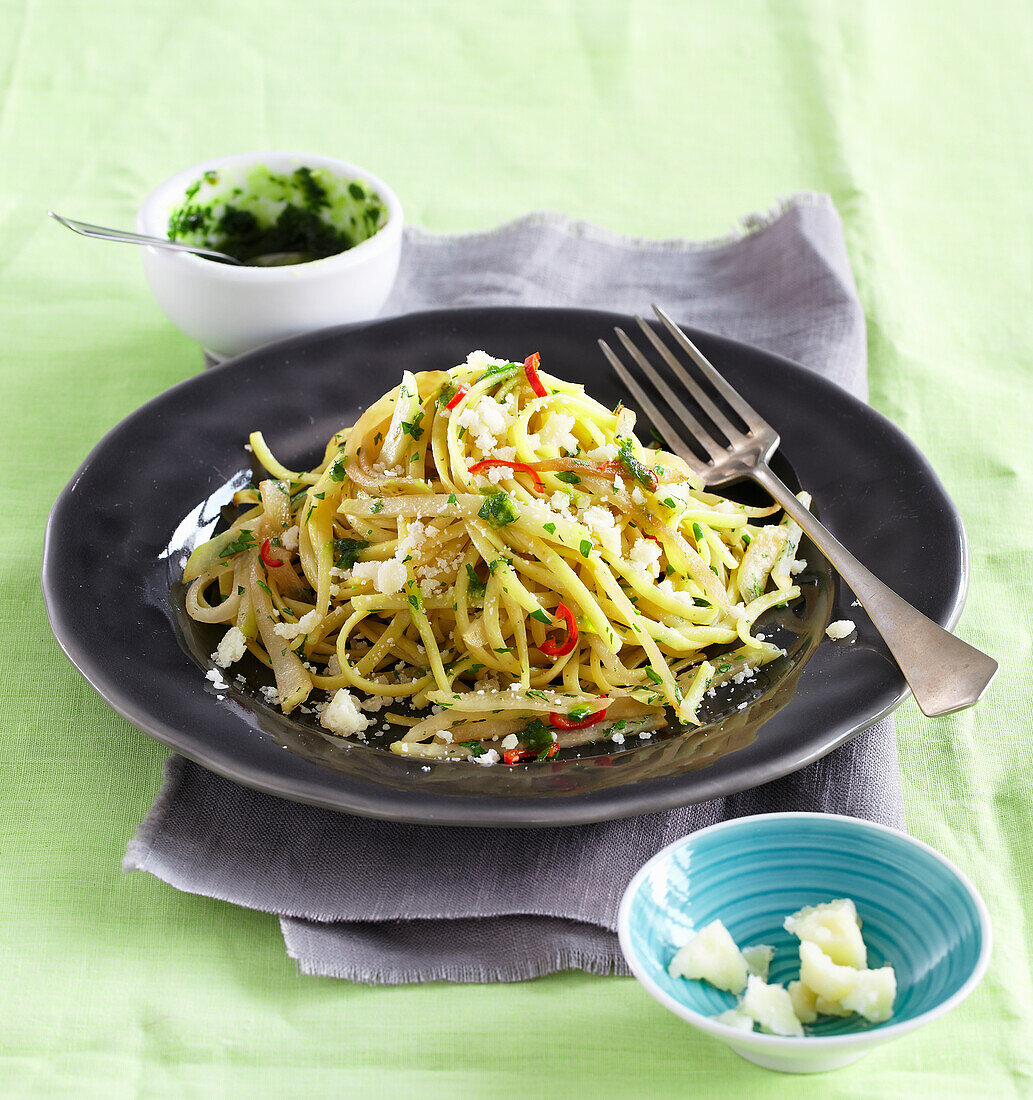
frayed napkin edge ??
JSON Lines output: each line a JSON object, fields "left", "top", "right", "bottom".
{"left": 403, "top": 191, "right": 835, "bottom": 253}
{"left": 122, "top": 753, "right": 186, "bottom": 874}
{"left": 279, "top": 916, "right": 632, "bottom": 984}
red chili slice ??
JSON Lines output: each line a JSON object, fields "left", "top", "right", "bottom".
{"left": 468, "top": 459, "right": 545, "bottom": 494}
{"left": 523, "top": 352, "right": 548, "bottom": 398}
{"left": 260, "top": 538, "right": 284, "bottom": 568}
{"left": 445, "top": 382, "right": 469, "bottom": 410}
{"left": 549, "top": 706, "right": 609, "bottom": 730}
{"left": 539, "top": 602, "right": 578, "bottom": 657}
{"left": 503, "top": 743, "right": 559, "bottom": 765}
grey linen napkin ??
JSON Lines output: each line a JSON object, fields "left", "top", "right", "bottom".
{"left": 125, "top": 193, "right": 904, "bottom": 984}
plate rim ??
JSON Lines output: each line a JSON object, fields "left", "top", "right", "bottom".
{"left": 42, "top": 306, "right": 969, "bottom": 825}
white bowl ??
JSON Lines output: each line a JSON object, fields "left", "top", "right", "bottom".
{"left": 136, "top": 151, "right": 403, "bottom": 360}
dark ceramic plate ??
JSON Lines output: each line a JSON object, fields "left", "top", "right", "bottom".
{"left": 42, "top": 308, "right": 966, "bottom": 826}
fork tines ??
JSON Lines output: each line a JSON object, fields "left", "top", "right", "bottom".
{"left": 598, "top": 304, "right": 778, "bottom": 482}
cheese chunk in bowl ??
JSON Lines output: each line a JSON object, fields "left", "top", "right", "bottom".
{"left": 617, "top": 813, "right": 991, "bottom": 1074}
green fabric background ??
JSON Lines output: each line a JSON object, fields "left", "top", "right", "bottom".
{"left": 2, "top": 0, "right": 1030, "bottom": 1094}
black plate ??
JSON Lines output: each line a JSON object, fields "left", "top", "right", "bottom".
{"left": 42, "top": 308, "right": 966, "bottom": 826}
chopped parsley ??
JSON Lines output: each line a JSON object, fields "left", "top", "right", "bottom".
{"left": 567, "top": 702, "right": 594, "bottom": 721}
{"left": 460, "top": 741, "right": 488, "bottom": 757}
{"left": 742, "top": 532, "right": 752, "bottom": 546}
{"left": 447, "top": 493, "right": 458, "bottom": 505}
{"left": 478, "top": 491, "right": 519, "bottom": 528}
{"left": 333, "top": 538, "right": 369, "bottom": 570}
{"left": 555, "top": 471, "right": 581, "bottom": 485}
{"left": 219, "top": 529, "right": 257, "bottom": 559}
{"left": 530, "top": 608, "right": 551, "bottom": 624}
{"left": 373, "top": 431, "right": 383, "bottom": 446}
{"left": 692, "top": 597, "right": 711, "bottom": 607}
{"left": 401, "top": 409, "right": 425, "bottom": 440}
{"left": 543, "top": 522, "right": 557, "bottom": 535}
{"left": 371, "top": 499, "right": 383, "bottom": 514}
{"left": 519, "top": 717, "right": 558, "bottom": 759}
{"left": 692, "top": 522, "right": 704, "bottom": 543}
{"left": 644, "top": 666, "right": 663, "bottom": 686}
{"left": 476, "top": 361, "right": 519, "bottom": 385}
{"left": 579, "top": 539, "right": 592, "bottom": 558}
{"left": 328, "top": 456, "right": 347, "bottom": 481}
{"left": 465, "top": 564, "right": 487, "bottom": 598}
{"left": 718, "top": 663, "right": 732, "bottom": 673}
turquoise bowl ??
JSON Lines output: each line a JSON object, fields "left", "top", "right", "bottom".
{"left": 617, "top": 813, "right": 991, "bottom": 1073}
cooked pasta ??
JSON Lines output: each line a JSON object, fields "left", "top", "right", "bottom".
{"left": 183, "top": 350, "right": 810, "bottom": 765}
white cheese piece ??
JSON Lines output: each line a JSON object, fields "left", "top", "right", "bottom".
{"left": 740, "top": 975, "right": 805, "bottom": 1037}
{"left": 840, "top": 967, "right": 897, "bottom": 1023}
{"left": 205, "top": 668, "right": 228, "bottom": 689}
{"left": 629, "top": 536, "right": 662, "bottom": 578}
{"left": 742, "top": 944, "right": 774, "bottom": 981}
{"left": 272, "top": 609, "right": 322, "bottom": 640}
{"left": 667, "top": 919, "right": 748, "bottom": 994}
{"left": 500, "top": 733, "right": 519, "bottom": 750}
{"left": 825, "top": 619, "right": 856, "bottom": 640}
{"left": 712, "top": 1007, "right": 755, "bottom": 1032}
{"left": 582, "top": 505, "right": 621, "bottom": 556}
{"left": 320, "top": 688, "right": 373, "bottom": 737}
{"left": 281, "top": 525, "right": 300, "bottom": 551}
{"left": 473, "top": 748, "right": 500, "bottom": 767}
{"left": 814, "top": 994, "right": 854, "bottom": 1018}
{"left": 787, "top": 979, "right": 819, "bottom": 1024}
{"left": 539, "top": 413, "right": 575, "bottom": 447}
{"left": 798, "top": 940, "right": 860, "bottom": 1001}
{"left": 784, "top": 898, "right": 867, "bottom": 969}
{"left": 214, "top": 626, "right": 247, "bottom": 668}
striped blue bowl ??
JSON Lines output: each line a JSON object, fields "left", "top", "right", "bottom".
{"left": 617, "top": 813, "right": 991, "bottom": 1073}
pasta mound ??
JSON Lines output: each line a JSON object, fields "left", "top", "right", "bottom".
{"left": 183, "top": 350, "right": 809, "bottom": 763}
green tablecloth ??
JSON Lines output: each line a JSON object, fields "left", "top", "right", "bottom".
{"left": 2, "top": 1, "right": 1029, "bottom": 1094}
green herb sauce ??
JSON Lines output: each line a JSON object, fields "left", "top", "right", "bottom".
{"left": 167, "top": 164, "right": 387, "bottom": 265}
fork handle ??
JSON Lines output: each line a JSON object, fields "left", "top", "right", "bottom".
{"left": 751, "top": 464, "right": 997, "bottom": 717}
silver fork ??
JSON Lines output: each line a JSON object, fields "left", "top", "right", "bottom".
{"left": 599, "top": 304, "right": 998, "bottom": 717}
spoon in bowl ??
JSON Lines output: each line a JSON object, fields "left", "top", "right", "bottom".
{"left": 47, "top": 211, "right": 314, "bottom": 267}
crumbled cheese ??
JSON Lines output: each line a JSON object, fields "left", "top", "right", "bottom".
{"left": 540, "top": 413, "right": 575, "bottom": 447}
{"left": 611, "top": 732, "right": 625, "bottom": 744}
{"left": 259, "top": 685, "right": 279, "bottom": 703}
{"left": 473, "top": 748, "right": 500, "bottom": 767}
{"left": 465, "top": 349, "right": 506, "bottom": 371}
{"left": 790, "top": 558, "right": 807, "bottom": 575}
{"left": 582, "top": 505, "right": 621, "bottom": 556}
{"left": 494, "top": 446, "right": 517, "bottom": 462}
{"left": 214, "top": 626, "right": 247, "bottom": 668}
{"left": 281, "top": 525, "right": 300, "bottom": 551}
{"left": 501, "top": 733, "right": 519, "bottom": 750}
{"left": 826, "top": 620, "right": 856, "bottom": 641}
{"left": 320, "top": 688, "right": 373, "bottom": 737}
{"left": 631, "top": 487, "right": 647, "bottom": 506}
{"left": 629, "top": 536, "right": 662, "bottom": 578}
{"left": 354, "top": 558, "right": 407, "bottom": 595}
{"left": 205, "top": 668, "right": 228, "bottom": 689}
{"left": 326, "top": 654, "right": 341, "bottom": 676}
{"left": 273, "top": 609, "right": 322, "bottom": 640}
{"left": 587, "top": 443, "right": 618, "bottom": 463}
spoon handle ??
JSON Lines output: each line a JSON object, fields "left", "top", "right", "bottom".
{"left": 47, "top": 211, "right": 241, "bottom": 264}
